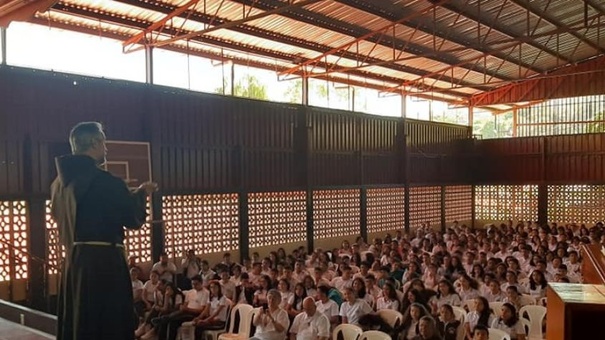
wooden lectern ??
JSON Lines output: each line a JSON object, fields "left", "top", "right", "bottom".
{"left": 546, "top": 244, "right": 605, "bottom": 340}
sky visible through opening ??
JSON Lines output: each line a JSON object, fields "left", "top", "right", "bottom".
{"left": 4, "top": 22, "right": 483, "bottom": 128}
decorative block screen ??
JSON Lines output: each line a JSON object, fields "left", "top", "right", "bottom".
{"left": 475, "top": 185, "right": 538, "bottom": 222}
{"left": 548, "top": 185, "right": 605, "bottom": 225}
{"left": 367, "top": 187, "right": 405, "bottom": 234}
{"left": 45, "top": 201, "right": 63, "bottom": 275}
{"left": 163, "top": 194, "right": 239, "bottom": 258}
{"left": 124, "top": 199, "right": 152, "bottom": 263}
{"left": 313, "top": 189, "right": 360, "bottom": 239}
{"left": 0, "top": 201, "right": 28, "bottom": 282}
{"left": 248, "top": 191, "right": 306, "bottom": 248}
{"left": 445, "top": 186, "right": 472, "bottom": 223}
{"left": 409, "top": 186, "right": 442, "bottom": 229}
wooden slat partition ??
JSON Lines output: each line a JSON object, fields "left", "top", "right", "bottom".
{"left": 580, "top": 244, "right": 605, "bottom": 284}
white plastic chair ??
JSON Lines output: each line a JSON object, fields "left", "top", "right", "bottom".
{"left": 376, "top": 309, "right": 403, "bottom": 329}
{"left": 203, "top": 301, "right": 233, "bottom": 340}
{"left": 332, "top": 324, "right": 363, "bottom": 340}
{"left": 521, "top": 294, "right": 537, "bottom": 305}
{"left": 538, "top": 297, "right": 547, "bottom": 307}
{"left": 488, "top": 328, "right": 511, "bottom": 340}
{"left": 218, "top": 305, "right": 256, "bottom": 340}
{"left": 451, "top": 306, "right": 466, "bottom": 323}
{"left": 178, "top": 321, "right": 195, "bottom": 340}
{"left": 520, "top": 318, "right": 531, "bottom": 336}
{"left": 489, "top": 302, "right": 505, "bottom": 317}
{"left": 519, "top": 305, "right": 546, "bottom": 340}
{"left": 462, "top": 299, "right": 477, "bottom": 312}
{"left": 359, "top": 330, "right": 392, "bottom": 340}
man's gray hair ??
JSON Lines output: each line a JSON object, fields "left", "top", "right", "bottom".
{"left": 69, "top": 122, "right": 105, "bottom": 154}
{"left": 267, "top": 289, "right": 281, "bottom": 300}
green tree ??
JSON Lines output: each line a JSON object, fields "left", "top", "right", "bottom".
{"left": 587, "top": 111, "right": 605, "bottom": 133}
{"left": 215, "top": 75, "right": 268, "bottom": 100}
{"left": 473, "top": 112, "right": 513, "bottom": 139}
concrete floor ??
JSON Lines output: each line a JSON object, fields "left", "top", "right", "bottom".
{"left": 0, "top": 318, "right": 54, "bottom": 340}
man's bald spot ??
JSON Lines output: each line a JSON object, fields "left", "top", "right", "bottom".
{"left": 303, "top": 296, "right": 316, "bottom": 311}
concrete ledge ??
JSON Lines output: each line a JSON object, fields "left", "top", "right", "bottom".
{"left": 0, "top": 299, "right": 56, "bottom": 336}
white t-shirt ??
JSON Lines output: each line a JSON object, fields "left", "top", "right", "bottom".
{"left": 220, "top": 280, "right": 236, "bottom": 301}
{"left": 339, "top": 299, "right": 372, "bottom": 325}
{"left": 142, "top": 280, "right": 158, "bottom": 302}
{"left": 152, "top": 262, "right": 178, "bottom": 282}
{"left": 253, "top": 308, "right": 290, "bottom": 340}
{"left": 209, "top": 295, "right": 229, "bottom": 322}
{"left": 331, "top": 277, "right": 353, "bottom": 292}
{"left": 465, "top": 311, "right": 496, "bottom": 331}
{"left": 132, "top": 279, "right": 144, "bottom": 292}
{"left": 484, "top": 290, "right": 506, "bottom": 303}
{"left": 434, "top": 293, "right": 461, "bottom": 307}
{"left": 290, "top": 312, "right": 331, "bottom": 340}
{"left": 376, "top": 297, "right": 399, "bottom": 311}
{"left": 185, "top": 288, "right": 209, "bottom": 310}
{"left": 457, "top": 287, "right": 480, "bottom": 301}
{"left": 279, "top": 291, "right": 294, "bottom": 310}
{"left": 316, "top": 299, "right": 339, "bottom": 321}
{"left": 491, "top": 318, "right": 525, "bottom": 339}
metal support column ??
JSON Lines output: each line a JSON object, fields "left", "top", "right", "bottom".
{"left": 512, "top": 108, "right": 518, "bottom": 137}
{"left": 236, "top": 145, "right": 249, "bottom": 261}
{"left": 440, "top": 186, "right": 446, "bottom": 233}
{"left": 471, "top": 185, "right": 476, "bottom": 228}
{"left": 230, "top": 62, "right": 235, "bottom": 96}
{"left": 402, "top": 95, "right": 411, "bottom": 232}
{"left": 1, "top": 27, "right": 6, "bottom": 65}
{"left": 150, "top": 193, "right": 164, "bottom": 262}
{"left": 468, "top": 105, "right": 474, "bottom": 130}
{"left": 145, "top": 45, "right": 154, "bottom": 84}
{"left": 302, "top": 77, "right": 309, "bottom": 106}
{"left": 360, "top": 187, "right": 368, "bottom": 242}
{"left": 27, "top": 198, "right": 47, "bottom": 311}
{"left": 538, "top": 137, "right": 548, "bottom": 225}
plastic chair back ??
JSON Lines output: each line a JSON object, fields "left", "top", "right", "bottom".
{"left": 376, "top": 309, "right": 403, "bottom": 329}
{"left": 332, "top": 324, "right": 363, "bottom": 340}
{"left": 359, "top": 330, "right": 392, "bottom": 340}
{"left": 519, "top": 305, "right": 546, "bottom": 339}
{"left": 488, "top": 328, "right": 511, "bottom": 340}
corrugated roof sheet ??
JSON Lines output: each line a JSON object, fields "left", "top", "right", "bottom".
{"left": 15, "top": 0, "right": 602, "bottom": 110}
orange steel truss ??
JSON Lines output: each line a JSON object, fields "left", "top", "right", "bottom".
{"left": 122, "top": 0, "right": 323, "bottom": 53}
{"left": 470, "top": 55, "right": 605, "bottom": 107}
{"left": 0, "top": 0, "right": 56, "bottom": 27}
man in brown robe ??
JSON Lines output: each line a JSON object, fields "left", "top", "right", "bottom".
{"left": 51, "top": 122, "right": 157, "bottom": 340}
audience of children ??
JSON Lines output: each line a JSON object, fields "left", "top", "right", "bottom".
{"left": 133, "top": 220, "right": 605, "bottom": 340}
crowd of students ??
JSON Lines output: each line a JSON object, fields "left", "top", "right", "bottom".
{"left": 128, "top": 220, "right": 603, "bottom": 340}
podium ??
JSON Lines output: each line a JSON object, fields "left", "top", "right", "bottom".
{"left": 547, "top": 245, "right": 605, "bottom": 340}
{"left": 546, "top": 283, "right": 605, "bottom": 340}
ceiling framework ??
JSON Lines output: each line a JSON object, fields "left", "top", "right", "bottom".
{"left": 3, "top": 0, "right": 604, "bottom": 112}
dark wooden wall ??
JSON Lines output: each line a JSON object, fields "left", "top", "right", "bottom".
{"left": 0, "top": 65, "right": 473, "bottom": 198}
{"left": 476, "top": 133, "right": 605, "bottom": 184}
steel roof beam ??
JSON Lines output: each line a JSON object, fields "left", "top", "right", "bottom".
{"left": 469, "top": 54, "right": 605, "bottom": 106}
{"left": 436, "top": 0, "right": 574, "bottom": 64}
{"left": 509, "top": 0, "right": 605, "bottom": 55}
{"left": 224, "top": 0, "right": 512, "bottom": 84}
{"left": 110, "top": 0, "right": 483, "bottom": 95}
{"left": 585, "top": 0, "right": 605, "bottom": 16}
{"left": 123, "top": 0, "right": 324, "bottom": 52}
{"left": 335, "top": 0, "right": 551, "bottom": 74}
{"left": 50, "top": 2, "right": 471, "bottom": 100}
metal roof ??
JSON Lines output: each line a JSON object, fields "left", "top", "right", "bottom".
{"left": 4, "top": 0, "right": 605, "bottom": 111}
